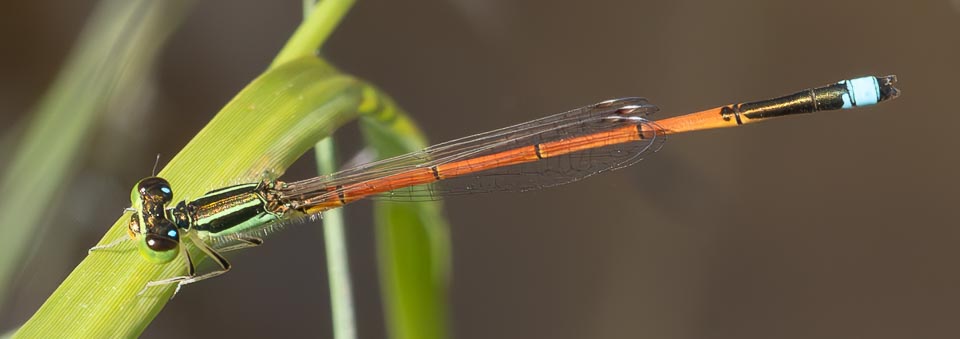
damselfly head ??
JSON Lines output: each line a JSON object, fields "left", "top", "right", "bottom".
{"left": 127, "top": 176, "right": 183, "bottom": 264}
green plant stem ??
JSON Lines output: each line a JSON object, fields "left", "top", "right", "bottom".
{"left": 302, "top": 2, "right": 357, "bottom": 338}
{"left": 303, "top": 0, "right": 315, "bottom": 17}
{"left": 315, "top": 139, "right": 357, "bottom": 339}
{"left": 272, "top": 0, "right": 356, "bottom": 68}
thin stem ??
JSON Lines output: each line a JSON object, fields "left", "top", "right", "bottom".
{"left": 299, "top": 2, "right": 358, "bottom": 338}
{"left": 302, "top": 0, "right": 314, "bottom": 17}
{"left": 272, "top": 0, "right": 356, "bottom": 68}
{"left": 315, "top": 139, "right": 357, "bottom": 339}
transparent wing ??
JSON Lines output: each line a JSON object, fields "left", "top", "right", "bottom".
{"left": 279, "top": 97, "right": 664, "bottom": 205}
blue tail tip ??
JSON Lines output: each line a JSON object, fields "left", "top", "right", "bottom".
{"left": 839, "top": 75, "right": 899, "bottom": 109}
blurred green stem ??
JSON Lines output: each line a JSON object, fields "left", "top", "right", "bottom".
{"left": 302, "top": 1, "right": 358, "bottom": 338}
{"left": 315, "top": 139, "right": 357, "bottom": 339}
{"left": 0, "top": 0, "right": 190, "bottom": 309}
{"left": 272, "top": 0, "right": 355, "bottom": 68}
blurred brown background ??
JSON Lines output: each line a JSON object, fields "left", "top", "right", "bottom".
{"left": 2, "top": 0, "right": 958, "bottom": 338}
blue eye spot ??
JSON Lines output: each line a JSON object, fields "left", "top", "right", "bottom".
{"left": 167, "top": 229, "right": 178, "bottom": 238}
{"left": 161, "top": 187, "right": 172, "bottom": 194}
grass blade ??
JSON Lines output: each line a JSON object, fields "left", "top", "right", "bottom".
{"left": 315, "top": 138, "right": 358, "bottom": 339}
{"left": 15, "top": 57, "right": 365, "bottom": 338}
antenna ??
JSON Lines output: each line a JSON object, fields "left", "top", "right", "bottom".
{"left": 152, "top": 154, "right": 161, "bottom": 176}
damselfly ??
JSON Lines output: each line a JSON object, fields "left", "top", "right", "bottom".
{"left": 92, "top": 75, "right": 900, "bottom": 292}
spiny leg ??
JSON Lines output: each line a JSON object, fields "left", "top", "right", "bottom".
{"left": 139, "top": 243, "right": 198, "bottom": 296}
{"left": 140, "top": 232, "right": 234, "bottom": 297}
{"left": 142, "top": 236, "right": 263, "bottom": 296}
{"left": 217, "top": 236, "right": 264, "bottom": 253}
{"left": 165, "top": 232, "right": 234, "bottom": 289}
{"left": 88, "top": 237, "right": 130, "bottom": 253}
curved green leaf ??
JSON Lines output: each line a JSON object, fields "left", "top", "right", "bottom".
{"left": 16, "top": 57, "right": 365, "bottom": 338}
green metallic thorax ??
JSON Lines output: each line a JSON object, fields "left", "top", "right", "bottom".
{"left": 168, "top": 183, "right": 283, "bottom": 238}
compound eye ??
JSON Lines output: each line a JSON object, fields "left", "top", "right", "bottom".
{"left": 145, "top": 217, "right": 180, "bottom": 250}
{"left": 145, "top": 233, "right": 178, "bottom": 252}
{"left": 136, "top": 220, "right": 181, "bottom": 264}
{"left": 137, "top": 177, "right": 174, "bottom": 204}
